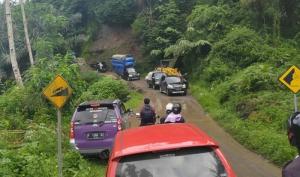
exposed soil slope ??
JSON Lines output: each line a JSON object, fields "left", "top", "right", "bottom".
{"left": 89, "top": 25, "right": 142, "bottom": 64}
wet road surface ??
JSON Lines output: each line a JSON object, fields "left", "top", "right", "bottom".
{"left": 128, "top": 79, "right": 281, "bottom": 177}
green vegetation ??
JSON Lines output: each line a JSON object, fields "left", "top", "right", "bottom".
{"left": 0, "top": 54, "right": 141, "bottom": 176}
{"left": 2, "top": 0, "right": 300, "bottom": 174}
{"left": 131, "top": 0, "right": 300, "bottom": 166}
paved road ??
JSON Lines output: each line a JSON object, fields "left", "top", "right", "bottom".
{"left": 128, "top": 79, "right": 281, "bottom": 177}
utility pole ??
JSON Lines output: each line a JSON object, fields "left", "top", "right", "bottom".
{"left": 5, "top": 0, "right": 24, "bottom": 87}
{"left": 20, "top": 0, "right": 34, "bottom": 66}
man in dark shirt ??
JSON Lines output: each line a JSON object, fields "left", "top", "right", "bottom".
{"left": 140, "top": 98, "right": 156, "bottom": 126}
{"left": 282, "top": 112, "right": 300, "bottom": 177}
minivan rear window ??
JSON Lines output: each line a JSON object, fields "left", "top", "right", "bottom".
{"left": 75, "top": 107, "right": 116, "bottom": 124}
{"left": 116, "top": 147, "right": 227, "bottom": 177}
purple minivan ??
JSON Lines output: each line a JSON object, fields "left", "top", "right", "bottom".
{"left": 70, "top": 100, "right": 130, "bottom": 158}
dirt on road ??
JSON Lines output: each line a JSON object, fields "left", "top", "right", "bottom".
{"left": 128, "top": 79, "right": 281, "bottom": 177}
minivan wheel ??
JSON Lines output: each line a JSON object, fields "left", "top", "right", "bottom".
{"left": 99, "top": 150, "right": 110, "bottom": 159}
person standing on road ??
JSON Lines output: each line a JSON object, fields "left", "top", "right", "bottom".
{"left": 140, "top": 98, "right": 156, "bottom": 126}
{"left": 282, "top": 112, "right": 300, "bottom": 177}
{"left": 164, "top": 103, "right": 185, "bottom": 123}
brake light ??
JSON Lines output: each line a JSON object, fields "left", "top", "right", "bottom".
{"left": 117, "top": 118, "right": 122, "bottom": 131}
{"left": 70, "top": 122, "right": 75, "bottom": 139}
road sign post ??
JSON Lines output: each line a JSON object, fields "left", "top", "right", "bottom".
{"left": 294, "top": 94, "right": 298, "bottom": 112}
{"left": 42, "top": 75, "right": 72, "bottom": 177}
{"left": 279, "top": 65, "right": 300, "bottom": 113}
{"left": 57, "top": 109, "right": 63, "bottom": 177}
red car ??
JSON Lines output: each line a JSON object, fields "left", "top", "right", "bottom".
{"left": 106, "top": 123, "right": 236, "bottom": 177}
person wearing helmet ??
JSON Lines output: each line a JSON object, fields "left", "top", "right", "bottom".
{"left": 282, "top": 112, "right": 300, "bottom": 177}
{"left": 140, "top": 98, "right": 156, "bottom": 126}
{"left": 160, "top": 103, "right": 173, "bottom": 124}
{"left": 164, "top": 103, "right": 185, "bottom": 123}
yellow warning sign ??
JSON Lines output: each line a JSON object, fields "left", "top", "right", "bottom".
{"left": 42, "top": 75, "right": 72, "bottom": 109}
{"left": 279, "top": 65, "right": 300, "bottom": 94}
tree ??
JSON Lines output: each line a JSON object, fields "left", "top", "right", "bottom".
{"left": 5, "top": 0, "right": 23, "bottom": 86}
{"left": 20, "top": 0, "right": 34, "bottom": 65}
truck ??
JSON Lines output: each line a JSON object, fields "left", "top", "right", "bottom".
{"left": 111, "top": 54, "right": 140, "bottom": 81}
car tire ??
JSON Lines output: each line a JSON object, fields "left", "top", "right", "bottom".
{"left": 182, "top": 91, "right": 187, "bottom": 96}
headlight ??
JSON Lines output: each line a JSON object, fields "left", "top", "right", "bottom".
{"left": 129, "top": 74, "right": 133, "bottom": 77}
{"left": 182, "top": 84, "right": 186, "bottom": 88}
{"left": 167, "top": 84, "right": 174, "bottom": 89}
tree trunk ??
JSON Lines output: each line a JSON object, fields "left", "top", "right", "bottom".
{"left": 20, "top": 0, "right": 34, "bottom": 66}
{"left": 5, "top": 0, "right": 24, "bottom": 87}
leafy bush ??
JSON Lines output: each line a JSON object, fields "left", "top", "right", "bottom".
{"left": 201, "top": 57, "right": 233, "bottom": 83}
{"left": 209, "top": 27, "right": 271, "bottom": 68}
{"left": 78, "top": 77, "right": 130, "bottom": 103}
{"left": 190, "top": 84, "right": 297, "bottom": 166}
{"left": 0, "top": 123, "right": 105, "bottom": 177}
{"left": 80, "top": 70, "right": 101, "bottom": 84}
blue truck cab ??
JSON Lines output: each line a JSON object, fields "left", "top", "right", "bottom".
{"left": 111, "top": 54, "right": 140, "bottom": 81}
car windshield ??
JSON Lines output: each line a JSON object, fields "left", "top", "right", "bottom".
{"left": 116, "top": 147, "right": 227, "bottom": 177}
{"left": 166, "top": 77, "right": 182, "bottom": 83}
{"left": 127, "top": 68, "right": 136, "bottom": 73}
{"left": 75, "top": 107, "right": 116, "bottom": 124}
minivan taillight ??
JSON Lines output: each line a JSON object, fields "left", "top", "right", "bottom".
{"left": 117, "top": 118, "right": 122, "bottom": 131}
{"left": 70, "top": 122, "right": 75, "bottom": 139}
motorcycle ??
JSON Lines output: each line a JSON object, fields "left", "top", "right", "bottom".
{"left": 136, "top": 113, "right": 160, "bottom": 126}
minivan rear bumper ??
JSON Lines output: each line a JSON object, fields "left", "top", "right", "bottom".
{"left": 70, "top": 139, "right": 112, "bottom": 155}
{"left": 78, "top": 148, "right": 111, "bottom": 155}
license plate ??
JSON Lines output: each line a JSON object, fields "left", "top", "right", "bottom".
{"left": 87, "top": 132, "right": 104, "bottom": 140}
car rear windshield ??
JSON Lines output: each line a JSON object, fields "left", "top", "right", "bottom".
{"left": 116, "top": 147, "right": 227, "bottom": 177}
{"left": 154, "top": 72, "right": 164, "bottom": 79}
{"left": 74, "top": 107, "right": 116, "bottom": 124}
{"left": 166, "top": 77, "right": 182, "bottom": 83}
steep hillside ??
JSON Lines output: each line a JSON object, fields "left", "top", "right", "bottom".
{"left": 88, "top": 25, "right": 142, "bottom": 64}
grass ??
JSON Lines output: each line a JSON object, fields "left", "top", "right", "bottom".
{"left": 82, "top": 158, "right": 107, "bottom": 177}
{"left": 125, "top": 91, "right": 143, "bottom": 109}
{"left": 190, "top": 81, "right": 297, "bottom": 166}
